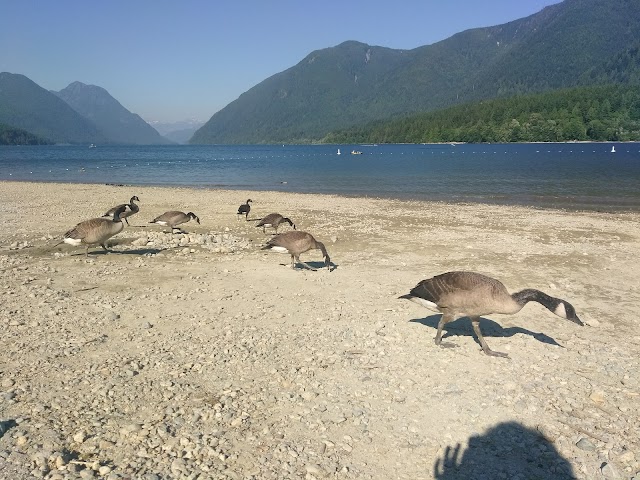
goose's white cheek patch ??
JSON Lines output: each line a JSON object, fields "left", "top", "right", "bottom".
{"left": 554, "top": 302, "right": 567, "bottom": 318}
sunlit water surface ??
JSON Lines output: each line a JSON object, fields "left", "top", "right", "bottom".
{"left": 1, "top": 143, "right": 639, "bottom": 210}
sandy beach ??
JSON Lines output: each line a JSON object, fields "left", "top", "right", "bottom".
{"left": 1, "top": 180, "right": 639, "bottom": 480}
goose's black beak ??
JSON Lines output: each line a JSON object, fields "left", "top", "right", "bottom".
{"left": 570, "top": 314, "right": 584, "bottom": 326}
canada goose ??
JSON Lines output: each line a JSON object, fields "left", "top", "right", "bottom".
{"left": 102, "top": 195, "right": 140, "bottom": 225}
{"left": 261, "top": 230, "right": 332, "bottom": 271}
{"left": 399, "top": 271, "right": 584, "bottom": 358}
{"left": 150, "top": 211, "right": 200, "bottom": 233}
{"left": 55, "top": 205, "right": 127, "bottom": 256}
{"left": 237, "top": 199, "right": 252, "bottom": 220}
{"left": 256, "top": 213, "right": 296, "bottom": 234}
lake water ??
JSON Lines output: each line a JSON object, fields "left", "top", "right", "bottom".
{"left": 1, "top": 143, "right": 639, "bottom": 211}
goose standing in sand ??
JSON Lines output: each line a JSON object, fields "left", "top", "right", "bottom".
{"left": 102, "top": 195, "right": 140, "bottom": 225}
{"left": 256, "top": 213, "right": 296, "bottom": 234}
{"left": 262, "top": 230, "right": 332, "bottom": 271}
{"left": 237, "top": 199, "right": 252, "bottom": 220}
{"left": 399, "top": 271, "right": 583, "bottom": 358}
{"left": 150, "top": 211, "right": 200, "bottom": 233}
{"left": 56, "top": 205, "right": 127, "bottom": 256}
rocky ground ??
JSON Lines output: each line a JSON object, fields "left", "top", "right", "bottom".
{"left": 1, "top": 181, "right": 639, "bottom": 480}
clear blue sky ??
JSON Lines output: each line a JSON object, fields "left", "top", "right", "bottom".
{"left": 0, "top": 0, "right": 561, "bottom": 124}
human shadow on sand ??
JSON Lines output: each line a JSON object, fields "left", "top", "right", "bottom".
{"left": 409, "top": 315, "right": 563, "bottom": 348}
{"left": 433, "top": 421, "right": 577, "bottom": 479}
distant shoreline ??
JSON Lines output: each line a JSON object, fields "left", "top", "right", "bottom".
{"left": 1, "top": 140, "right": 638, "bottom": 147}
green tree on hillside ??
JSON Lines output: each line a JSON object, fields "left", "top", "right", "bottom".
{"left": 323, "top": 85, "right": 640, "bottom": 144}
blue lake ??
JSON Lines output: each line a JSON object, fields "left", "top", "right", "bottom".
{"left": 1, "top": 143, "right": 639, "bottom": 211}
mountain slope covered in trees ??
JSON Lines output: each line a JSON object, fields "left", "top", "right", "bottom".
{"left": 0, "top": 73, "right": 108, "bottom": 144}
{"left": 0, "top": 73, "right": 170, "bottom": 145}
{"left": 0, "top": 123, "right": 53, "bottom": 145}
{"left": 192, "top": 0, "right": 640, "bottom": 144}
{"left": 323, "top": 85, "right": 640, "bottom": 144}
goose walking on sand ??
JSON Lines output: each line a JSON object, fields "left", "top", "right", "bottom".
{"left": 399, "top": 271, "right": 584, "bottom": 358}
{"left": 237, "top": 199, "right": 252, "bottom": 220}
{"left": 262, "top": 230, "right": 332, "bottom": 271}
{"left": 150, "top": 211, "right": 200, "bottom": 233}
{"left": 256, "top": 213, "right": 296, "bottom": 234}
{"left": 103, "top": 195, "right": 140, "bottom": 225}
{"left": 56, "top": 205, "right": 127, "bottom": 256}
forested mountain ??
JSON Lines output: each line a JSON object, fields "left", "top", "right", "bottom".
{"left": 54, "top": 82, "right": 171, "bottom": 145}
{"left": 323, "top": 85, "right": 640, "bottom": 144}
{"left": 0, "top": 73, "right": 170, "bottom": 145}
{"left": 0, "top": 123, "right": 53, "bottom": 145}
{"left": 580, "top": 42, "right": 640, "bottom": 85}
{"left": 191, "top": 0, "right": 640, "bottom": 145}
{"left": 0, "top": 72, "right": 107, "bottom": 144}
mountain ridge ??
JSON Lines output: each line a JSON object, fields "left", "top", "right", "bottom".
{"left": 54, "top": 82, "right": 171, "bottom": 145}
{"left": 0, "top": 73, "right": 171, "bottom": 145}
{"left": 0, "top": 72, "right": 108, "bottom": 144}
{"left": 191, "top": 0, "right": 640, "bottom": 144}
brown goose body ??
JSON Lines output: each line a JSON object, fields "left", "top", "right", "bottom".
{"left": 261, "top": 230, "right": 332, "bottom": 271}
{"left": 150, "top": 211, "right": 200, "bottom": 233}
{"left": 237, "top": 199, "right": 252, "bottom": 220}
{"left": 400, "top": 271, "right": 583, "bottom": 357}
{"left": 256, "top": 213, "right": 296, "bottom": 234}
{"left": 103, "top": 195, "right": 140, "bottom": 225}
{"left": 57, "top": 205, "right": 127, "bottom": 256}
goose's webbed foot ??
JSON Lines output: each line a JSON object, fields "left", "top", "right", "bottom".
{"left": 435, "top": 336, "right": 458, "bottom": 349}
{"left": 482, "top": 347, "right": 510, "bottom": 358}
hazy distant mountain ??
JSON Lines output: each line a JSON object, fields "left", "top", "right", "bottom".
{"left": 191, "top": 0, "right": 640, "bottom": 144}
{"left": 148, "top": 119, "right": 204, "bottom": 144}
{"left": 0, "top": 72, "right": 107, "bottom": 144}
{"left": 163, "top": 128, "right": 198, "bottom": 144}
{"left": 55, "top": 82, "right": 171, "bottom": 145}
